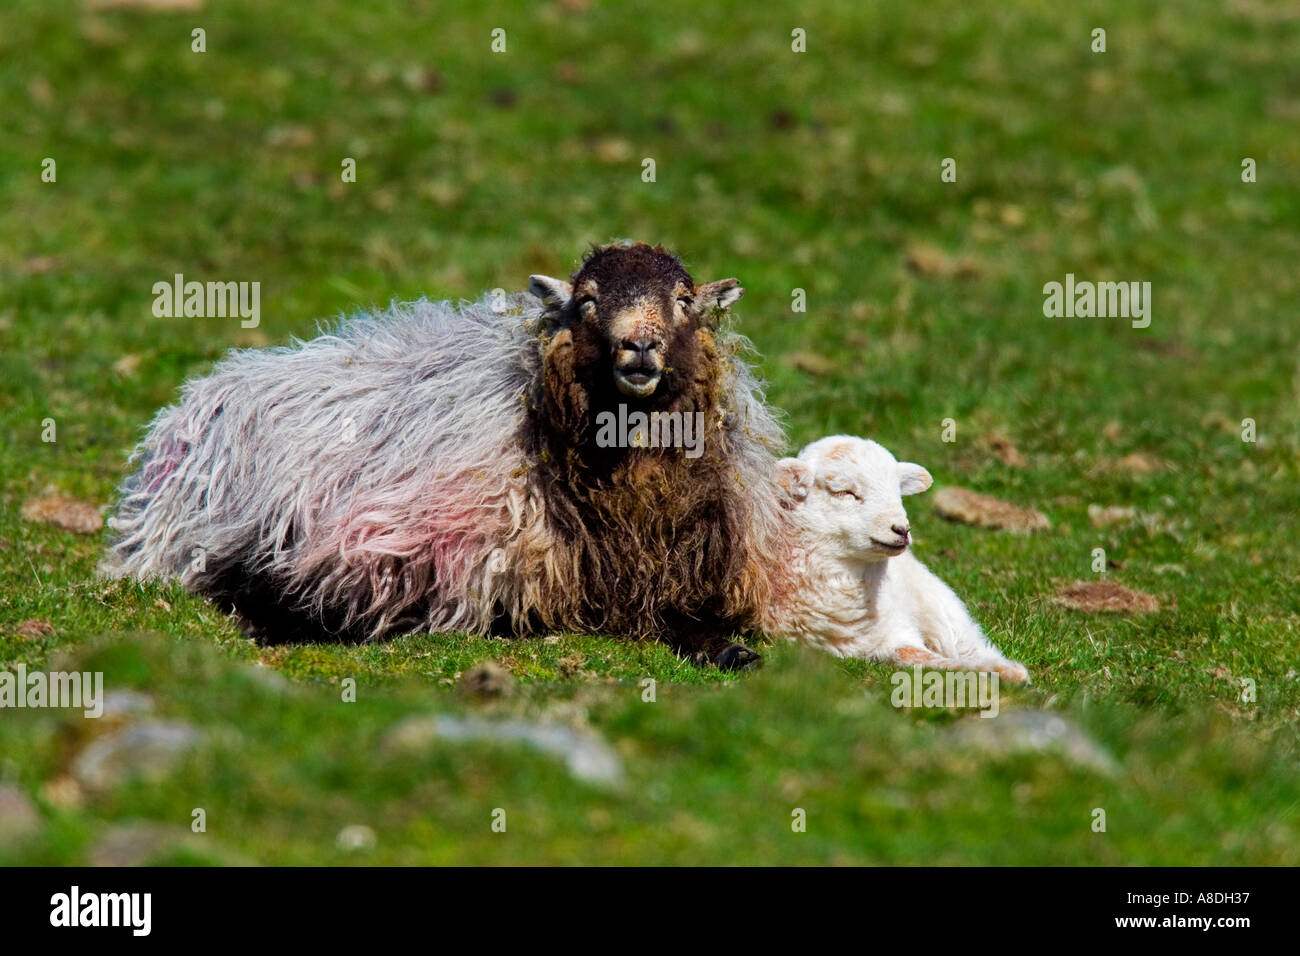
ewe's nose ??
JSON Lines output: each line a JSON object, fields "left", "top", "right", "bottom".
{"left": 891, "top": 523, "right": 910, "bottom": 544}
{"left": 621, "top": 338, "right": 661, "bottom": 357}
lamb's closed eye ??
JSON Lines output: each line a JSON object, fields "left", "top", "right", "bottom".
{"left": 821, "top": 472, "right": 863, "bottom": 500}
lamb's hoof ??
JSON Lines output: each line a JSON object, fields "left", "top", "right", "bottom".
{"left": 997, "top": 661, "right": 1031, "bottom": 684}
{"left": 715, "top": 643, "right": 762, "bottom": 672}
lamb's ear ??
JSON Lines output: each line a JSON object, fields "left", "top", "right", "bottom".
{"left": 694, "top": 278, "right": 744, "bottom": 325}
{"left": 775, "top": 458, "right": 813, "bottom": 503}
{"left": 897, "top": 463, "right": 933, "bottom": 496}
{"left": 529, "top": 275, "right": 573, "bottom": 310}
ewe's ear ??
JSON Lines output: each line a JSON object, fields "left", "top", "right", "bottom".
{"left": 775, "top": 458, "right": 813, "bottom": 504}
{"left": 897, "top": 463, "right": 933, "bottom": 496}
{"left": 694, "top": 278, "right": 744, "bottom": 325}
{"left": 529, "top": 275, "right": 574, "bottom": 310}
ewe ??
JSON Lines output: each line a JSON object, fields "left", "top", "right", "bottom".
{"left": 765, "top": 436, "right": 1030, "bottom": 683}
{"left": 104, "top": 242, "right": 788, "bottom": 668}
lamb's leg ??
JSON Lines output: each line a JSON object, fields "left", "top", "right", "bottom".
{"left": 892, "top": 645, "right": 1029, "bottom": 684}
{"left": 892, "top": 644, "right": 966, "bottom": 671}
{"left": 903, "top": 560, "right": 1031, "bottom": 682}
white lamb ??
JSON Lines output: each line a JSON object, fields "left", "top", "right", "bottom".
{"left": 765, "top": 436, "right": 1030, "bottom": 683}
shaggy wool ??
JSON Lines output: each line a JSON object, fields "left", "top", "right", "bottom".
{"left": 104, "top": 290, "right": 792, "bottom": 648}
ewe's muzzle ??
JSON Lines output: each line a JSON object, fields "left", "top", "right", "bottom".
{"left": 613, "top": 338, "right": 664, "bottom": 398}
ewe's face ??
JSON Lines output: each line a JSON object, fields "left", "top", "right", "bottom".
{"left": 530, "top": 244, "right": 743, "bottom": 399}
{"left": 778, "top": 437, "right": 933, "bottom": 562}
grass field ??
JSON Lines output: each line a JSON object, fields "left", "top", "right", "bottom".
{"left": 1, "top": 0, "right": 1298, "bottom": 864}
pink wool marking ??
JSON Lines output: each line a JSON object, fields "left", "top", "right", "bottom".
{"left": 142, "top": 438, "right": 187, "bottom": 495}
{"left": 300, "top": 476, "right": 505, "bottom": 613}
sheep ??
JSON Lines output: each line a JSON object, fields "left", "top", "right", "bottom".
{"left": 763, "top": 436, "right": 1030, "bottom": 683}
{"left": 103, "top": 242, "right": 790, "bottom": 669}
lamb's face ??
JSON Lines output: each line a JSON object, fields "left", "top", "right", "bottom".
{"left": 777, "top": 436, "right": 933, "bottom": 562}
{"left": 530, "top": 242, "right": 743, "bottom": 400}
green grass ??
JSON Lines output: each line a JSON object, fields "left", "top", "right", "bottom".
{"left": 1, "top": 0, "right": 1298, "bottom": 864}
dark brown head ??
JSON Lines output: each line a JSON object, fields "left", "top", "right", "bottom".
{"left": 529, "top": 242, "right": 744, "bottom": 400}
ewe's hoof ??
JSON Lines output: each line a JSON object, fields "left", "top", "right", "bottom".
{"left": 715, "top": 643, "right": 762, "bottom": 671}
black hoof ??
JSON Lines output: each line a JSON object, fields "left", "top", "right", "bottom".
{"left": 715, "top": 643, "right": 762, "bottom": 671}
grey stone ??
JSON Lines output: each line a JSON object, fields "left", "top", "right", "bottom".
{"left": 0, "top": 784, "right": 41, "bottom": 845}
{"left": 947, "top": 708, "right": 1119, "bottom": 775}
{"left": 384, "top": 714, "right": 623, "bottom": 786}
{"left": 335, "top": 824, "right": 377, "bottom": 851}
{"left": 88, "top": 822, "right": 190, "bottom": 867}
{"left": 100, "top": 690, "right": 155, "bottom": 719}
{"left": 73, "top": 720, "right": 202, "bottom": 790}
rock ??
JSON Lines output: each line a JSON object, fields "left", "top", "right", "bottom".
{"left": 336, "top": 824, "right": 377, "bottom": 851}
{"left": 88, "top": 821, "right": 248, "bottom": 866}
{"left": 948, "top": 709, "right": 1119, "bottom": 775}
{"left": 594, "top": 137, "right": 633, "bottom": 164}
{"left": 905, "top": 243, "right": 982, "bottom": 278}
{"left": 99, "top": 690, "right": 155, "bottom": 720}
{"left": 72, "top": 721, "right": 201, "bottom": 790}
{"left": 383, "top": 715, "right": 623, "bottom": 786}
{"left": 87, "top": 822, "right": 192, "bottom": 867}
{"left": 906, "top": 243, "right": 949, "bottom": 276}
{"left": 999, "top": 204, "right": 1025, "bottom": 228}
{"left": 14, "top": 620, "right": 55, "bottom": 639}
{"left": 20, "top": 494, "right": 103, "bottom": 535}
{"left": 458, "top": 661, "right": 513, "bottom": 699}
{"left": 264, "top": 125, "right": 316, "bottom": 150}
{"left": 1055, "top": 580, "right": 1159, "bottom": 613}
{"left": 39, "top": 776, "right": 84, "bottom": 810}
{"left": 0, "top": 784, "right": 41, "bottom": 845}
{"left": 401, "top": 66, "right": 444, "bottom": 93}
{"left": 1116, "top": 453, "right": 1162, "bottom": 474}
{"left": 1095, "top": 453, "right": 1166, "bottom": 476}
{"left": 557, "top": 653, "right": 587, "bottom": 678}
{"left": 1088, "top": 504, "right": 1137, "bottom": 527}
{"left": 983, "top": 431, "right": 1027, "bottom": 468}
{"left": 22, "top": 255, "right": 60, "bottom": 275}
{"left": 87, "top": 0, "right": 203, "bottom": 11}
{"left": 932, "top": 486, "right": 1050, "bottom": 533}
{"left": 785, "top": 352, "right": 837, "bottom": 377}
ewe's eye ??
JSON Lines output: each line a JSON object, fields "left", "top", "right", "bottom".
{"left": 676, "top": 296, "right": 693, "bottom": 310}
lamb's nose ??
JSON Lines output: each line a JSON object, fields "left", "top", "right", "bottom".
{"left": 622, "top": 338, "right": 659, "bottom": 357}
{"left": 891, "top": 524, "right": 910, "bottom": 542}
